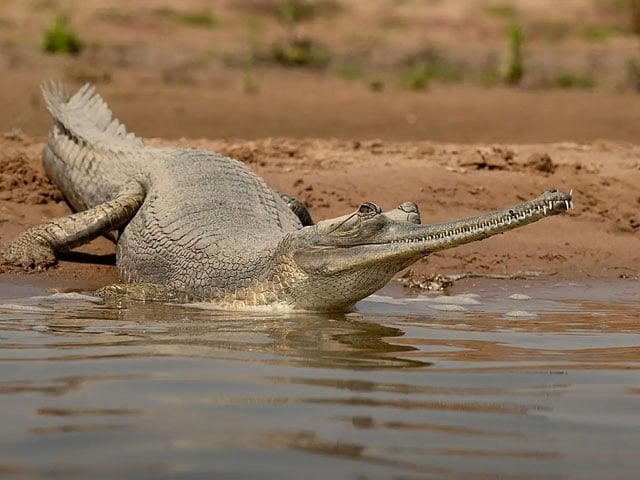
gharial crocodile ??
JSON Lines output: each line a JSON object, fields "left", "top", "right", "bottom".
{"left": 3, "top": 83, "right": 573, "bottom": 311}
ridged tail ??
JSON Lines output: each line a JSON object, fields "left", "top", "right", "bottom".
{"left": 42, "top": 81, "right": 144, "bottom": 151}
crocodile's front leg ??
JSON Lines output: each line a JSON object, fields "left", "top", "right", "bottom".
{"left": 3, "top": 182, "right": 145, "bottom": 269}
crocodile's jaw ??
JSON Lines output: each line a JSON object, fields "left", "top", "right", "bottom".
{"left": 278, "top": 189, "right": 573, "bottom": 311}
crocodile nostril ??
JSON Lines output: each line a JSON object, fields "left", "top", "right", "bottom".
{"left": 398, "top": 202, "right": 419, "bottom": 214}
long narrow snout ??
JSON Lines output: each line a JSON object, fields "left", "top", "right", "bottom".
{"left": 387, "top": 189, "right": 573, "bottom": 253}
{"left": 295, "top": 189, "right": 573, "bottom": 275}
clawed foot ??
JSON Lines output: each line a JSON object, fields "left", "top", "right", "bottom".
{"left": 2, "top": 239, "right": 57, "bottom": 270}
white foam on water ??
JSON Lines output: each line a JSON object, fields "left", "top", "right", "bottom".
{"left": 364, "top": 295, "right": 406, "bottom": 305}
{"left": 31, "top": 292, "right": 103, "bottom": 303}
{"left": 406, "top": 294, "right": 481, "bottom": 305}
{"left": 505, "top": 310, "right": 538, "bottom": 318}
{"left": 509, "top": 293, "right": 531, "bottom": 301}
{"left": 427, "top": 303, "right": 468, "bottom": 312}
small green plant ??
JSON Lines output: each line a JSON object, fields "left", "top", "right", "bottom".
{"left": 400, "top": 63, "right": 431, "bottom": 90}
{"left": 42, "top": 16, "right": 83, "bottom": 55}
{"left": 500, "top": 24, "right": 524, "bottom": 85}
{"left": 553, "top": 73, "right": 594, "bottom": 89}
{"left": 270, "top": 37, "right": 330, "bottom": 68}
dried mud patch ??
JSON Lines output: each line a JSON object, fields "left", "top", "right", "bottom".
{"left": 0, "top": 133, "right": 62, "bottom": 205}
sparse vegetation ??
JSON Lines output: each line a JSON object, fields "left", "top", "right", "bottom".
{"left": 42, "top": 16, "right": 83, "bottom": 55}
{"left": 22, "top": 0, "right": 640, "bottom": 93}
{"left": 242, "top": 1, "right": 338, "bottom": 70}
{"left": 500, "top": 24, "right": 524, "bottom": 85}
{"left": 400, "top": 63, "right": 431, "bottom": 90}
{"left": 400, "top": 46, "right": 463, "bottom": 89}
{"left": 400, "top": 60, "right": 463, "bottom": 90}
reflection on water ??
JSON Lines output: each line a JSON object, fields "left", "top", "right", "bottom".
{"left": 0, "top": 278, "right": 639, "bottom": 479}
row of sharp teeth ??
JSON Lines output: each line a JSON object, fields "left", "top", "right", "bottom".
{"left": 390, "top": 197, "right": 573, "bottom": 245}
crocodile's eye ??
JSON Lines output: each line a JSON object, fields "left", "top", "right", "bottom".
{"left": 357, "top": 202, "right": 381, "bottom": 218}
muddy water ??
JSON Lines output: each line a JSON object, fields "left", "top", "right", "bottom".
{"left": 0, "top": 278, "right": 638, "bottom": 479}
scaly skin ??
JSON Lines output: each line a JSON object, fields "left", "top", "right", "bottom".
{"left": 3, "top": 83, "right": 573, "bottom": 311}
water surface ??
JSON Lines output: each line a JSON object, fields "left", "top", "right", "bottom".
{"left": 1, "top": 278, "right": 639, "bottom": 479}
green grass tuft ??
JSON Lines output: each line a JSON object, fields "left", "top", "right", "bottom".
{"left": 269, "top": 37, "right": 330, "bottom": 68}
{"left": 400, "top": 63, "right": 431, "bottom": 90}
{"left": 42, "top": 16, "right": 83, "bottom": 55}
{"left": 500, "top": 24, "right": 524, "bottom": 85}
